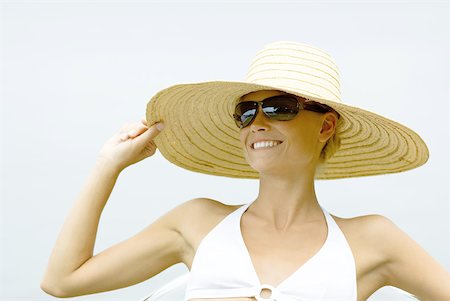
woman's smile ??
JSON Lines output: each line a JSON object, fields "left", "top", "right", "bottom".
{"left": 251, "top": 140, "right": 283, "bottom": 150}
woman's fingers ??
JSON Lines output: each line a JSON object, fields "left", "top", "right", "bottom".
{"left": 127, "top": 126, "right": 147, "bottom": 139}
{"left": 121, "top": 117, "right": 149, "bottom": 133}
{"left": 119, "top": 121, "right": 163, "bottom": 142}
{"left": 119, "top": 121, "right": 147, "bottom": 141}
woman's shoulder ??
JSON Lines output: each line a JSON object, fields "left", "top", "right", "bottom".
{"left": 330, "top": 212, "right": 399, "bottom": 279}
{"left": 331, "top": 211, "right": 450, "bottom": 300}
{"left": 330, "top": 211, "right": 394, "bottom": 234}
{"left": 330, "top": 211, "right": 396, "bottom": 248}
{"left": 329, "top": 211, "right": 398, "bottom": 255}
{"left": 175, "top": 197, "right": 240, "bottom": 221}
{"left": 184, "top": 197, "right": 240, "bottom": 212}
{"left": 171, "top": 197, "right": 240, "bottom": 236}
{"left": 172, "top": 198, "right": 241, "bottom": 265}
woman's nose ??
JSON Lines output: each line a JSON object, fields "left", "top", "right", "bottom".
{"left": 250, "top": 106, "right": 271, "bottom": 131}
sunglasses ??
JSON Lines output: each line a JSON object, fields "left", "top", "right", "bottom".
{"left": 233, "top": 94, "right": 338, "bottom": 129}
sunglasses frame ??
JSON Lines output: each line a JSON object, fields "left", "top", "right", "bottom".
{"left": 233, "top": 94, "right": 337, "bottom": 129}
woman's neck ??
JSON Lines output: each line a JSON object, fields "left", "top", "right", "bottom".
{"left": 250, "top": 172, "right": 323, "bottom": 231}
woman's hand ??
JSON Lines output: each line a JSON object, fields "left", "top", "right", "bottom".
{"left": 97, "top": 118, "right": 165, "bottom": 172}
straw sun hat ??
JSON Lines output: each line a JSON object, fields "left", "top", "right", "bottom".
{"left": 146, "top": 41, "right": 429, "bottom": 180}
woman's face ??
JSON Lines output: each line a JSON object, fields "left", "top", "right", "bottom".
{"left": 237, "top": 90, "right": 335, "bottom": 176}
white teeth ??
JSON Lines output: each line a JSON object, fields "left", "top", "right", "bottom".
{"left": 252, "top": 141, "right": 281, "bottom": 150}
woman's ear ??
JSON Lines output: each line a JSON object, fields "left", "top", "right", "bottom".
{"left": 319, "top": 112, "right": 338, "bottom": 143}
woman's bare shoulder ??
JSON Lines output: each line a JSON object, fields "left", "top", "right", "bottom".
{"left": 169, "top": 198, "right": 241, "bottom": 267}
{"left": 328, "top": 212, "right": 398, "bottom": 260}
{"left": 330, "top": 211, "right": 391, "bottom": 230}
{"left": 169, "top": 198, "right": 240, "bottom": 234}
{"left": 184, "top": 197, "right": 239, "bottom": 211}
{"left": 330, "top": 212, "right": 396, "bottom": 281}
{"left": 333, "top": 211, "right": 450, "bottom": 299}
{"left": 174, "top": 197, "right": 239, "bottom": 219}
{"left": 330, "top": 212, "right": 396, "bottom": 248}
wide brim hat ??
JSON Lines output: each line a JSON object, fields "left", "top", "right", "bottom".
{"left": 146, "top": 41, "right": 429, "bottom": 180}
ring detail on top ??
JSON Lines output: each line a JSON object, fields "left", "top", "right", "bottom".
{"left": 255, "top": 284, "right": 277, "bottom": 301}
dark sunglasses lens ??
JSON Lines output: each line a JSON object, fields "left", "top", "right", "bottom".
{"left": 263, "top": 96, "right": 299, "bottom": 120}
{"left": 234, "top": 102, "right": 258, "bottom": 128}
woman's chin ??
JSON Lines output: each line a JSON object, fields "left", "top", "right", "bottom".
{"left": 250, "top": 163, "right": 286, "bottom": 175}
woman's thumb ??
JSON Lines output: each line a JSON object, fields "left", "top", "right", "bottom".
{"left": 138, "top": 122, "right": 165, "bottom": 142}
{"left": 155, "top": 123, "right": 165, "bottom": 131}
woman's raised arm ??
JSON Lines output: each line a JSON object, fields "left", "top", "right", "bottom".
{"left": 40, "top": 120, "right": 189, "bottom": 297}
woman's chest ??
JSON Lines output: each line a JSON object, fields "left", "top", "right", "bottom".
{"left": 182, "top": 210, "right": 387, "bottom": 301}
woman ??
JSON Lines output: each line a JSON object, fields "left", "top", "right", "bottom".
{"left": 41, "top": 41, "right": 450, "bottom": 300}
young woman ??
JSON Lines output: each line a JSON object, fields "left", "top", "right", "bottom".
{"left": 41, "top": 41, "right": 450, "bottom": 301}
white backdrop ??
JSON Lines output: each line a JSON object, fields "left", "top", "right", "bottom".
{"left": 0, "top": 1, "right": 449, "bottom": 300}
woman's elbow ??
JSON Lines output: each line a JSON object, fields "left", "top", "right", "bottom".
{"left": 40, "top": 279, "right": 73, "bottom": 298}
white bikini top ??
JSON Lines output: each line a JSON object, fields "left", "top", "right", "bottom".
{"left": 184, "top": 201, "right": 357, "bottom": 301}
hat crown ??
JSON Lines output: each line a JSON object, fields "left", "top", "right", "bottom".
{"left": 245, "top": 41, "right": 342, "bottom": 103}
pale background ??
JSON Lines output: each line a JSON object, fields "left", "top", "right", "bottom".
{"left": 0, "top": 1, "right": 449, "bottom": 300}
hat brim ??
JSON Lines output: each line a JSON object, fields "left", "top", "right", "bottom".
{"left": 146, "top": 81, "right": 429, "bottom": 180}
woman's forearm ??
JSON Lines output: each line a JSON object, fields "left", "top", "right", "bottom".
{"left": 41, "top": 159, "right": 121, "bottom": 288}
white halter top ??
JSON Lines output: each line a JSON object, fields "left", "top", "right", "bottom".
{"left": 184, "top": 201, "right": 357, "bottom": 301}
